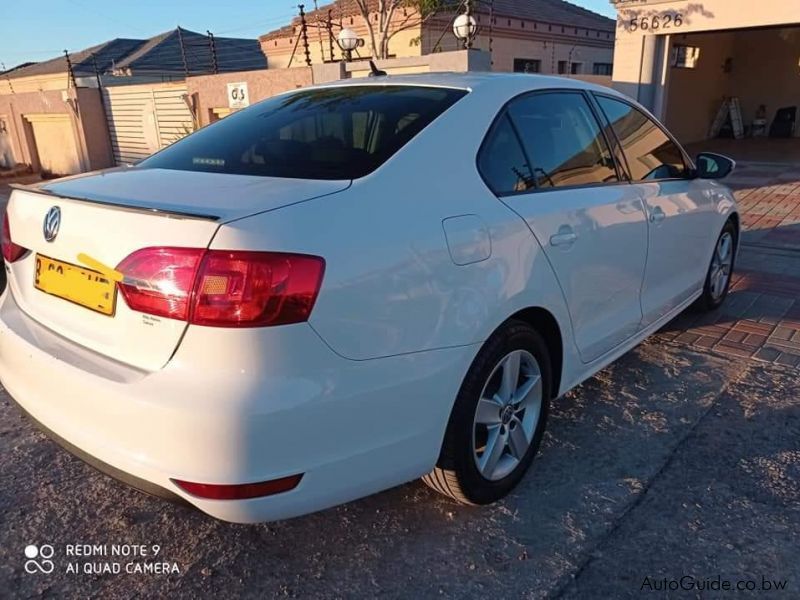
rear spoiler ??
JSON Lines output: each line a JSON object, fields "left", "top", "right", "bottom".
{"left": 9, "top": 183, "right": 220, "bottom": 222}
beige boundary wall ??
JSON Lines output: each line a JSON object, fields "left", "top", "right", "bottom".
{"left": 186, "top": 68, "right": 315, "bottom": 128}
{"left": 186, "top": 50, "right": 490, "bottom": 128}
{"left": 0, "top": 86, "right": 113, "bottom": 175}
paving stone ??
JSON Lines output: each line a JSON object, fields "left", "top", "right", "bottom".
{"left": 771, "top": 326, "right": 795, "bottom": 341}
{"left": 714, "top": 342, "right": 754, "bottom": 358}
{"left": 753, "top": 347, "right": 782, "bottom": 362}
{"left": 675, "top": 332, "right": 700, "bottom": 345}
{"left": 774, "top": 352, "right": 800, "bottom": 367}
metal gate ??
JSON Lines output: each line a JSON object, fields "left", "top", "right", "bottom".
{"left": 102, "top": 82, "right": 194, "bottom": 165}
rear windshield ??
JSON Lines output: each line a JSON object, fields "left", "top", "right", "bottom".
{"left": 139, "top": 85, "right": 467, "bottom": 180}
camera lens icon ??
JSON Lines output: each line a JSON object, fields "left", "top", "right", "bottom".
{"left": 24, "top": 544, "right": 55, "bottom": 574}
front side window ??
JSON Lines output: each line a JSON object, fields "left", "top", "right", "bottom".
{"left": 596, "top": 95, "right": 688, "bottom": 181}
{"left": 139, "top": 86, "right": 467, "bottom": 180}
{"left": 507, "top": 92, "right": 618, "bottom": 189}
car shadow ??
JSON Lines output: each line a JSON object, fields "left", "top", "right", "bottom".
{"left": 0, "top": 340, "right": 752, "bottom": 598}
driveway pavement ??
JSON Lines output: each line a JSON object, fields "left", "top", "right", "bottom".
{"left": 0, "top": 165, "right": 798, "bottom": 598}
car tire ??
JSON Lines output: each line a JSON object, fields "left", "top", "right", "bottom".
{"left": 696, "top": 219, "right": 738, "bottom": 312}
{"left": 423, "top": 320, "right": 551, "bottom": 505}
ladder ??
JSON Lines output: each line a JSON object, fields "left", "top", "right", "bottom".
{"left": 709, "top": 97, "right": 744, "bottom": 139}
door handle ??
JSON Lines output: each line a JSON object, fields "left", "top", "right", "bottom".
{"left": 550, "top": 227, "right": 578, "bottom": 247}
{"left": 649, "top": 206, "right": 666, "bottom": 224}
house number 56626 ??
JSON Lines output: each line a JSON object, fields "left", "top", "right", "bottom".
{"left": 628, "top": 13, "right": 683, "bottom": 32}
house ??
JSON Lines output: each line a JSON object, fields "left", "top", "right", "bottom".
{"left": 0, "top": 39, "right": 145, "bottom": 175}
{"left": 259, "top": 0, "right": 615, "bottom": 76}
{"left": 610, "top": 0, "right": 800, "bottom": 146}
{"left": 0, "top": 29, "right": 266, "bottom": 176}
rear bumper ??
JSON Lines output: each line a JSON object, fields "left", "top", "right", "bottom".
{"left": 8, "top": 394, "right": 184, "bottom": 502}
{"left": 0, "top": 289, "right": 473, "bottom": 523}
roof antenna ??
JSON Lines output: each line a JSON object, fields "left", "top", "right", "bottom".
{"left": 368, "top": 60, "right": 387, "bottom": 77}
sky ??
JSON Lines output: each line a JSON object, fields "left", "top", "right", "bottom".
{"left": 0, "top": 0, "right": 617, "bottom": 70}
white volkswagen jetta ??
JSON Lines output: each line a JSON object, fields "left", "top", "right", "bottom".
{"left": 0, "top": 74, "right": 738, "bottom": 523}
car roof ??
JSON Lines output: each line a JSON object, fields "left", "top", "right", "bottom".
{"left": 311, "top": 71, "right": 625, "bottom": 99}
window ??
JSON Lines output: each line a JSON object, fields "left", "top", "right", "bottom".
{"left": 139, "top": 86, "right": 466, "bottom": 180}
{"left": 593, "top": 63, "right": 613, "bottom": 76}
{"left": 477, "top": 115, "right": 534, "bottom": 195}
{"left": 671, "top": 45, "right": 701, "bottom": 69}
{"left": 513, "top": 58, "right": 541, "bottom": 74}
{"left": 557, "top": 61, "right": 568, "bottom": 74}
{"left": 507, "top": 92, "right": 618, "bottom": 189}
{"left": 570, "top": 62, "right": 582, "bottom": 75}
{"left": 596, "top": 95, "right": 688, "bottom": 181}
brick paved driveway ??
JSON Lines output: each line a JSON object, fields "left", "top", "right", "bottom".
{"left": 659, "top": 161, "right": 800, "bottom": 367}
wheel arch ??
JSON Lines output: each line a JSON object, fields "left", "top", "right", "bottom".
{"left": 728, "top": 210, "right": 740, "bottom": 235}
{"left": 504, "top": 306, "right": 564, "bottom": 398}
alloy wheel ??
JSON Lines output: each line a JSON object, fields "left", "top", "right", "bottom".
{"left": 472, "top": 349, "right": 543, "bottom": 481}
{"left": 709, "top": 231, "right": 734, "bottom": 301}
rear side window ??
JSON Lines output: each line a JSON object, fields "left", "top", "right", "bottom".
{"left": 139, "top": 86, "right": 467, "bottom": 180}
{"left": 596, "top": 96, "right": 688, "bottom": 181}
{"left": 507, "top": 92, "right": 618, "bottom": 189}
{"left": 477, "top": 114, "right": 534, "bottom": 195}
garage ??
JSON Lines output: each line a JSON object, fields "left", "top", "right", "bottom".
{"left": 611, "top": 0, "right": 800, "bottom": 160}
{"left": 24, "top": 113, "right": 82, "bottom": 177}
{"left": 663, "top": 26, "right": 800, "bottom": 155}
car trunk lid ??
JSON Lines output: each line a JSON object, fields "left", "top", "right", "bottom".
{"left": 4, "top": 169, "right": 349, "bottom": 371}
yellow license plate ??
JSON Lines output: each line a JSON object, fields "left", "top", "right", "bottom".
{"left": 34, "top": 254, "right": 117, "bottom": 316}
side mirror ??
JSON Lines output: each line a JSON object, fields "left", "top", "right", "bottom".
{"left": 695, "top": 152, "right": 735, "bottom": 179}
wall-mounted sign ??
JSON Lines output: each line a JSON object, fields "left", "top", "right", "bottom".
{"left": 227, "top": 82, "right": 249, "bottom": 109}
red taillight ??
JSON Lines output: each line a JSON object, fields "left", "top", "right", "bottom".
{"left": 117, "top": 248, "right": 205, "bottom": 321}
{"left": 116, "top": 248, "right": 325, "bottom": 327}
{"left": 2, "top": 211, "right": 26, "bottom": 263}
{"left": 171, "top": 474, "right": 303, "bottom": 500}
{"left": 192, "top": 251, "right": 325, "bottom": 327}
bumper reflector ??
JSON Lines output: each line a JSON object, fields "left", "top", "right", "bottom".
{"left": 172, "top": 474, "right": 303, "bottom": 500}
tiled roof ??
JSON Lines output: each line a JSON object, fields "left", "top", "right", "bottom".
{"left": 6, "top": 29, "right": 266, "bottom": 80}
{"left": 492, "top": 0, "right": 615, "bottom": 30}
{"left": 5, "top": 39, "right": 146, "bottom": 79}
{"left": 112, "top": 28, "right": 266, "bottom": 75}
{"left": 260, "top": 0, "right": 614, "bottom": 41}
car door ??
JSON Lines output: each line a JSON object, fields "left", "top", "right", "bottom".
{"left": 494, "top": 90, "right": 649, "bottom": 364}
{"left": 594, "top": 95, "right": 719, "bottom": 326}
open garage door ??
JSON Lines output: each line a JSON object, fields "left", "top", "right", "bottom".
{"left": 103, "top": 82, "right": 194, "bottom": 166}
{"left": 24, "top": 114, "right": 82, "bottom": 177}
{"left": 661, "top": 25, "right": 800, "bottom": 159}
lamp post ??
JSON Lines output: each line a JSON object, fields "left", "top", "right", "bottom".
{"left": 337, "top": 27, "right": 360, "bottom": 62}
{"left": 452, "top": 5, "right": 478, "bottom": 50}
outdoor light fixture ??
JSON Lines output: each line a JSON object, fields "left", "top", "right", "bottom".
{"left": 453, "top": 14, "right": 478, "bottom": 49}
{"left": 337, "top": 27, "right": 361, "bottom": 62}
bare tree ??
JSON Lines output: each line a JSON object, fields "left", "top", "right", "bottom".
{"left": 352, "top": 0, "right": 448, "bottom": 60}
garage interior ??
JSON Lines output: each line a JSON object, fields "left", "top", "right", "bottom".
{"left": 661, "top": 25, "right": 800, "bottom": 162}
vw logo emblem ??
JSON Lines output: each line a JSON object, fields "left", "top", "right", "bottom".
{"left": 43, "top": 206, "right": 61, "bottom": 242}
